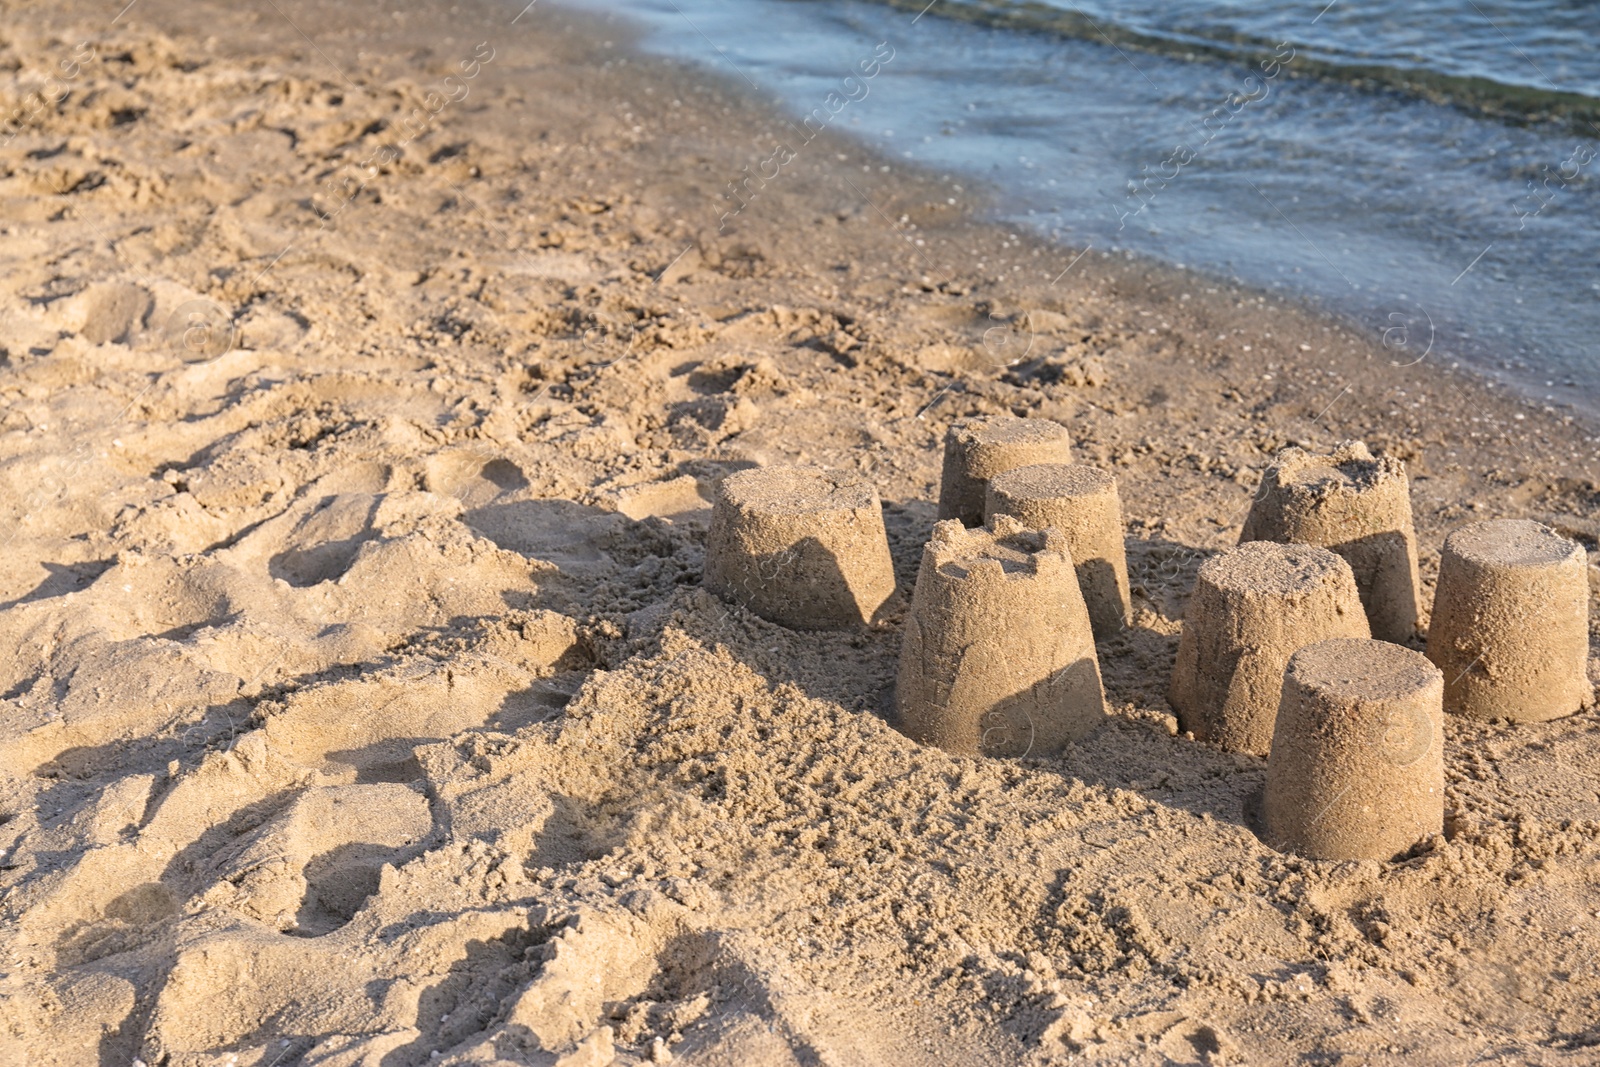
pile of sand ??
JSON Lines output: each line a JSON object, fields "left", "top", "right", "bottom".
{"left": 0, "top": 0, "right": 1597, "bottom": 1063}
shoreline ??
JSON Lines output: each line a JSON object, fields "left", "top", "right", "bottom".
{"left": 1, "top": 0, "right": 1597, "bottom": 1063}
{"left": 572, "top": 0, "right": 1600, "bottom": 415}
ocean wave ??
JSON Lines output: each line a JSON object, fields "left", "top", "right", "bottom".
{"left": 841, "top": 0, "right": 1600, "bottom": 132}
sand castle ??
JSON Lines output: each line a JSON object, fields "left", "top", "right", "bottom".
{"left": 1265, "top": 638, "right": 1444, "bottom": 861}
{"left": 708, "top": 448, "right": 1586, "bottom": 869}
{"left": 1241, "top": 441, "right": 1421, "bottom": 642}
{"left": 985, "top": 462, "right": 1132, "bottom": 638}
{"left": 937, "top": 414, "right": 1074, "bottom": 527}
{"left": 703, "top": 465, "right": 897, "bottom": 630}
{"left": 896, "top": 515, "right": 1106, "bottom": 757}
{"left": 1169, "top": 541, "right": 1370, "bottom": 756}
{"left": 1427, "top": 518, "right": 1592, "bottom": 722}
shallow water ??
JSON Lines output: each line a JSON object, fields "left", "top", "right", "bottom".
{"left": 562, "top": 0, "right": 1600, "bottom": 409}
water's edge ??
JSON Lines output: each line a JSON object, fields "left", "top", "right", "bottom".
{"left": 564, "top": 0, "right": 1600, "bottom": 420}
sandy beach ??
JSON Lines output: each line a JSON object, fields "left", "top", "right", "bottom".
{"left": 1, "top": 0, "right": 1598, "bottom": 1063}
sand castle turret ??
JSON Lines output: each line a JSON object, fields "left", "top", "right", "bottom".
{"left": 1426, "top": 519, "right": 1592, "bottom": 722}
{"left": 1265, "top": 638, "right": 1444, "bottom": 861}
{"left": 938, "top": 415, "right": 1073, "bottom": 528}
{"left": 1170, "top": 541, "right": 1370, "bottom": 756}
{"left": 1240, "top": 441, "right": 1421, "bottom": 642}
{"left": 703, "top": 466, "right": 897, "bottom": 630}
{"left": 985, "top": 463, "right": 1131, "bottom": 638}
{"left": 897, "top": 515, "right": 1105, "bottom": 757}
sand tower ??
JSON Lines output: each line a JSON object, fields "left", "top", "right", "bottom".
{"left": 937, "top": 415, "right": 1073, "bottom": 528}
{"left": 985, "top": 463, "right": 1132, "bottom": 638}
{"left": 1426, "top": 518, "right": 1592, "bottom": 722}
{"left": 1240, "top": 441, "right": 1421, "bottom": 642}
{"left": 1170, "top": 541, "right": 1370, "bottom": 756}
{"left": 897, "top": 515, "right": 1106, "bottom": 757}
{"left": 1265, "top": 638, "right": 1444, "bottom": 861}
{"left": 703, "top": 466, "right": 897, "bottom": 630}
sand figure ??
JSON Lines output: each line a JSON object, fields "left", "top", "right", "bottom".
{"left": 937, "top": 414, "right": 1073, "bottom": 527}
{"left": 985, "top": 462, "right": 1132, "bottom": 638}
{"left": 896, "top": 515, "right": 1106, "bottom": 757}
{"left": 1170, "top": 541, "right": 1370, "bottom": 756}
{"left": 703, "top": 466, "right": 897, "bottom": 630}
{"left": 1240, "top": 440, "right": 1421, "bottom": 642}
{"left": 1265, "top": 638, "right": 1444, "bottom": 861}
{"left": 1426, "top": 518, "right": 1593, "bottom": 722}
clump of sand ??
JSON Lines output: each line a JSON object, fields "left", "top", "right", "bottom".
{"left": 0, "top": 0, "right": 1597, "bottom": 1064}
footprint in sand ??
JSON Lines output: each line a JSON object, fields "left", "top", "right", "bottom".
{"left": 207, "top": 784, "right": 433, "bottom": 935}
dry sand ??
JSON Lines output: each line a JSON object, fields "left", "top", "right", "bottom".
{"left": 0, "top": 0, "right": 1598, "bottom": 1063}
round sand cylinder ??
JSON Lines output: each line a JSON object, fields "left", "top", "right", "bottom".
{"left": 703, "top": 466, "right": 896, "bottom": 630}
{"left": 937, "top": 415, "right": 1073, "bottom": 528}
{"left": 1425, "top": 519, "right": 1591, "bottom": 722}
{"left": 1169, "top": 541, "right": 1370, "bottom": 756}
{"left": 1265, "top": 638, "right": 1444, "bottom": 861}
{"left": 984, "top": 463, "right": 1131, "bottom": 638}
{"left": 1240, "top": 441, "right": 1421, "bottom": 643}
{"left": 897, "top": 515, "right": 1106, "bottom": 757}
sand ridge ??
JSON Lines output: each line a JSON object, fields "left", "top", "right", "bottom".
{"left": 0, "top": 0, "right": 1597, "bottom": 1063}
